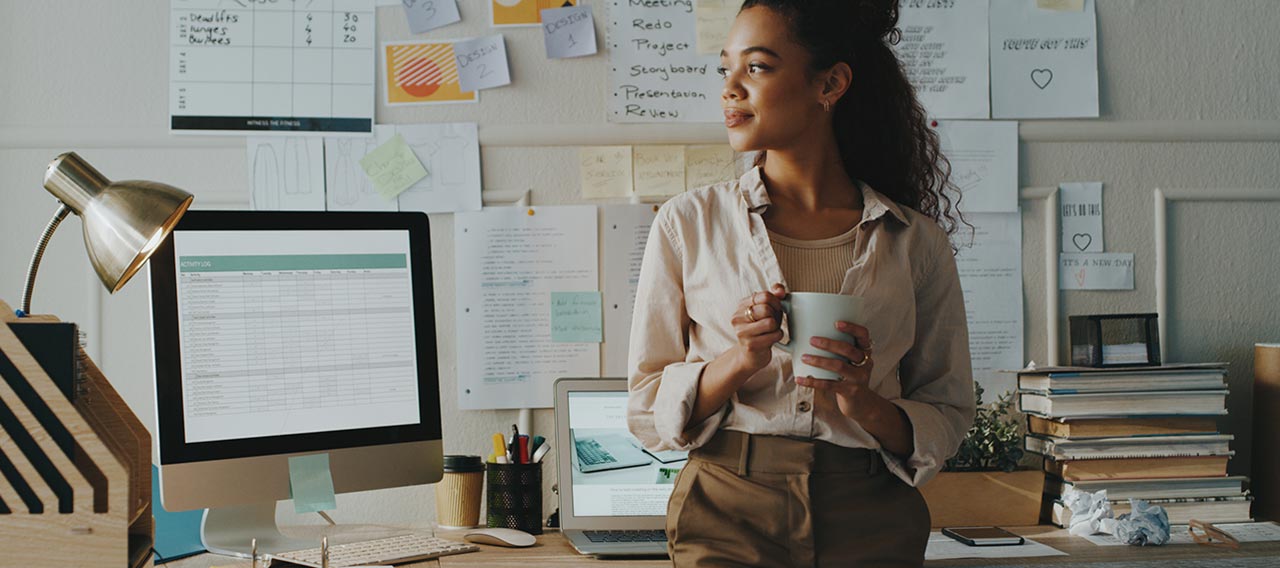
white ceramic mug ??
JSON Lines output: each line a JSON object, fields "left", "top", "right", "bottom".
{"left": 776, "top": 292, "right": 866, "bottom": 380}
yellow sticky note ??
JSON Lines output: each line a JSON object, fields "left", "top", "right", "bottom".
{"left": 580, "top": 146, "right": 634, "bottom": 198}
{"left": 359, "top": 133, "right": 428, "bottom": 200}
{"left": 1037, "top": 0, "right": 1085, "bottom": 11}
{"left": 634, "top": 146, "right": 686, "bottom": 197}
{"left": 684, "top": 145, "right": 736, "bottom": 191}
{"left": 695, "top": 0, "right": 743, "bottom": 55}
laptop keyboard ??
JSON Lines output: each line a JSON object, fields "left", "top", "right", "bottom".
{"left": 575, "top": 438, "right": 618, "bottom": 466}
{"left": 583, "top": 530, "right": 668, "bottom": 543}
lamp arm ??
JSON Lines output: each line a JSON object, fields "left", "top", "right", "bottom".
{"left": 19, "top": 204, "right": 72, "bottom": 316}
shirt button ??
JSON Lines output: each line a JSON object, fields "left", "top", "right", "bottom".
{"left": 797, "top": 401, "right": 811, "bottom": 413}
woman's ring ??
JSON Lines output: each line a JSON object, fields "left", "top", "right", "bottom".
{"left": 849, "top": 353, "right": 871, "bottom": 368}
{"left": 745, "top": 306, "right": 757, "bottom": 322}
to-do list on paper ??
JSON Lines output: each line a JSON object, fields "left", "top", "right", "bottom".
{"left": 170, "top": 0, "right": 376, "bottom": 135}
{"left": 608, "top": 0, "right": 723, "bottom": 123}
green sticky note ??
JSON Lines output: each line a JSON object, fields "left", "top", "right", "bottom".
{"left": 288, "top": 453, "right": 337, "bottom": 514}
{"left": 359, "top": 133, "right": 428, "bottom": 199}
{"left": 550, "top": 291, "right": 603, "bottom": 343}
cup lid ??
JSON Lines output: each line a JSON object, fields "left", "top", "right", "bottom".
{"left": 443, "top": 454, "right": 485, "bottom": 473}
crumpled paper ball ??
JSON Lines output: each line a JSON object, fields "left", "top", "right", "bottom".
{"left": 1062, "top": 488, "right": 1116, "bottom": 537}
{"left": 1113, "top": 499, "right": 1171, "bottom": 546}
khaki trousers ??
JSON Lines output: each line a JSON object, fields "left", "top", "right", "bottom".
{"left": 666, "top": 430, "right": 930, "bottom": 567}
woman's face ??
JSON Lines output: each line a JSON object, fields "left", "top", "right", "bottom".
{"left": 719, "top": 6, "right": 828, "bottom": 153}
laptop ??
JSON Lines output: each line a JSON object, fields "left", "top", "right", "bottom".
{"left": 554, "top": 378, "right": 688, "bottom": 557}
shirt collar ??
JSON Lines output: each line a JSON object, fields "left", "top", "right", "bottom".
{"left": 737, "top": 166, "right": 912, "bottom": 227}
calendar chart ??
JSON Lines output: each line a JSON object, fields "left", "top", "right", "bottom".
{"left": 170, "top": 0, "right": 375, "bottom": 135}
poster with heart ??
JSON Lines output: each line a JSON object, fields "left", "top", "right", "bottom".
{"left": 990, "top": 0, "right": 1098, "bottom": 118}
{"left": 1060, "top": 253, "right": 1134, "bottom": 290}
{"left": 1059, "top": 182, "right": 1103, "bottom": 253}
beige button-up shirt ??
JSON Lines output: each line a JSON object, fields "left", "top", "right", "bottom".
{"left": 627, "top": 167, "right": 975, "bottom": 487}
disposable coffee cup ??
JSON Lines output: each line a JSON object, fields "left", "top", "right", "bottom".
{"left": 435, "top": 455, "right": 485, "bottom": 529}
{"left": 776, "top": 292, "right": 866, "bottom": 380}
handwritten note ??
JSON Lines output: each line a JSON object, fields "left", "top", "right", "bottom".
{"left": 359, "top": 133, "right": 429, "bottom": 199}
{"left": 895, "top": 0, "right": 990, "bottom": 119}
{"left": 936, "top": 121, "right": 1018, "bottom": 213}
{"left": 288, "top": 454, "right": 336, "bottom": 514}
{"left": 1059, "top": 253, "right": 1134, "bottom": 290}
{"left": 634, "top": 146, "right": 686, "bottom": 197}
{"left": 580, "top": 146, "right": 634, "bottom": 198}
{"left": 403, "top": 0, "right": 461, "bottom": 34}
{"left": 542, "top": 5, "right": 597, "bottom": 59}
{"left": 695, "top": 0, "right": 741, "bottom": 55}
{"left": 326, "top": 136, "right": 397, "bottom": 211}
{"left": 455, "top": 34, "right": 511, "bottom": 91}
{"left": 551, "top": 291, "right": 603, "bottom": 343}
{"left": 991, "top": 0, "right": 1098, "bottom": 118}
{"left": 608, "top": 1, "right": 723, "bottom": 123}
{"left": 1060, "top": 182, "right": 1104, "bottom": 253}
{"left": 685, "top": 144, "right": 736, "bottom": 190}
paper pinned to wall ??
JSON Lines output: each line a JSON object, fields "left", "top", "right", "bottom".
{"left": 955, "top": 212, "right": 1024, "bottom": 395}
{"left": 694, "top": 0, "right": 742, "bottom": 55}
{"left": 247, "top": 137, "right": 327, "bottom": 211}
{"left": 383, "top": 40, "right": 479, "bottom": 106}
{"left": 360, "top": 133, "right": 430, "bottom": 199}
{"left": 326, "top": 135, "right": 399, "bottom": 211}
{"left": 1037, "top": 0, "right": 1085, "bottom": 11}
{"left": 634, "top": 145, "right": 686, "bottom": 197}
{"left": 936, "top": 121, "right": 1018, "bottom": 213}
{"left": 492, "top": 0, "right": 578, "bottom": 27}
{"left": 542, "top": 5, "right": 598, "bottom": 59}
{"left": 1060, "top": 252, "right": 1134, "bottom": 290}
{"left": 990, "top": 0, "right": 1099, "bottom": 118}
{"left": 403, "top": 0, "right": 461, "bottom": 34}
{"left": 684, "top": 144, "right": 736, "bottom": 190}
{"left": 551, "top": 291, "right": 603, "bottom": 343}
{"left": 1060, "top": 182, "right": 1104, "bottom": 253}
{"left": 456, "top": 34, "right": 512, "bottom": 91}
{"left": 386, "top": 123, "right": 483, "bottom": 214}
{"left": 455, "top": 206, "right": 600, "bottom": 409}
{"left": 580, "top": 146, "right": 634, "bottom": 198}
{"left": 895, "top": 0, "right": 991, "bottom": 119}
{"left": 602, "top": 204, "right": 660, "bottom": 376}
{"left": 608, "top": 1, "right": 724, "bottom": 123}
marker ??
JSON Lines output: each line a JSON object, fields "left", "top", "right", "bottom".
{"left": 491, "top": 433, "right": 507, "bottom": 462}
{"left": 518, "top": 435, "right": 530, "bottom": 464}
{"left": 531, "top": 442, "right": 551, "bottom": 464}
{"left": 530, "top": 435, "right": 546, "bottom": 455}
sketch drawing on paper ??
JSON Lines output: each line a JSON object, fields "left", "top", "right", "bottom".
{"left": 396, "top": 123, "right": 482, "bottom": 213}
{"left": 326, "top": 137, "right": 383, "bottom": 208}
{"left": 249, "top": 138, "right": 324, "bottom": 211}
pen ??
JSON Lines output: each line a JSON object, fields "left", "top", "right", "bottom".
{"left": 509, "top": 424, "right": 520, "bottom": 462}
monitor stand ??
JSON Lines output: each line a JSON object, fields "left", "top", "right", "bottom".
{"left": 201, "top": 502, "right": 316, "bottom": 558}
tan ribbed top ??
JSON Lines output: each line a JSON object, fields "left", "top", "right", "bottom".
{"left": 767, "top": 224, "right": 859, "bottom": 294}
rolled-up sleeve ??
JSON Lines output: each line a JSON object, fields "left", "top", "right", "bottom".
{"left": 882, "top": 236, "right": 976, "bottom": 487}
{"left": 627, "top": 209, "right": 728, "bottom": 452}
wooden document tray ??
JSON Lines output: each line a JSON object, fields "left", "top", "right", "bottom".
{"left": 0, "top": 300, "right": 153, "bottom": 568}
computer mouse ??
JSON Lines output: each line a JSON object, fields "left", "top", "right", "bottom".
{"left": 463, "top": 527, "right": 537, "bottom": 548}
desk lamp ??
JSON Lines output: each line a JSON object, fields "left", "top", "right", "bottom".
{"left": 18, "top": 151, "right": 194, "bottom": 316}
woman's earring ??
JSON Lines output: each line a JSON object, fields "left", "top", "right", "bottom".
{"left": 822, "top": 100, "right": 832, "bottom": 112}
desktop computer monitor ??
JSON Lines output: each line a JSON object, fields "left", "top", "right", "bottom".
{"left": 148, "top": 211, "right": 442, "bottom": 557}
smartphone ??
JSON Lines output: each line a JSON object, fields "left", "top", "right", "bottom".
{"left": 941, "top": 526, "right": 1025, "bottom": 547}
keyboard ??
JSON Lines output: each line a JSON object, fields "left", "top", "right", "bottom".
{"left": 582, "top": 529, "right": 668, "bottom": 543}
{"left": 575, "top": 438, "right": 617, "bottom": 466}
{"left": 271, "top": 533, "right": 478, "bottom": 567}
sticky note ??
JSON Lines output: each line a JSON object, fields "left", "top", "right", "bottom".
{"left": 634, "top": 146, "right": 686, "bottom": 197}
{"left": 360, "top": 133, "right": 429, "bottom": 199}
{"left": 403, "top": 0, "right": 462, "bottom": 34}
{"left": 1037, "top": 0, "right": 1085, "bottom": 11}
{"left": 580, "top": 146, "right": 634, "bottom": 198}
{"left": 455, "top": 35, "right": 512, "bottom": 91}
{"left": 288, "top": 454, "right": 337, "bottom": 514}
{"left": 695, "top": 0, "right": 742, "bottom": 55}
{"left": 551, "top": 291, "right": 603, "bottom": 343}
{"left": 542, "top": 5, "right": 597, "bottom": 59}
{"left": 684, "top": 145, "right": 736, "bottom": 191}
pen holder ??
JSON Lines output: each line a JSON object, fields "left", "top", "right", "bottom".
{"left": 486, "top": 461, "right": 543, "bottom": 534}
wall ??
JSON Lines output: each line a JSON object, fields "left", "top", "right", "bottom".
{"left": 2, "top": 0, "right": 1278, "bottom": 528}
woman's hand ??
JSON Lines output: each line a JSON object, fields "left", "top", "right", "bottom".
{"left": 729, "top": 283, "right": 787, "bottom": 377}
{"left": 794, "top": 321, "right": 875, "bottom": 419}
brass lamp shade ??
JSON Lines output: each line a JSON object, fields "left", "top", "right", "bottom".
{"left": 43, "top": 152, "right": 194, "bottom": 293}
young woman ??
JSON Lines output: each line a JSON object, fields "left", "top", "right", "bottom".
{"left": 627, "top": 1, "right": 975, "bottom": 565}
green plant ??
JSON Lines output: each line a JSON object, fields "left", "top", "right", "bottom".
{"left": 943, "top": 383, "right": 1025, "bottom": 473}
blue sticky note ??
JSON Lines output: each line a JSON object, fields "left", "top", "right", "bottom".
{"left": 551, "top": 291, "right": 603, "bottom": 343}
{"left": 152, "top": 465, "right": 205, "bottom": 563}
{"left": 288, "top": 453, "right": 337, "bottom": 514}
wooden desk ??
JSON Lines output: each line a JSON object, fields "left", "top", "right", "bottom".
{"left": 168, "top": 525, "right": 1280, "bottom": 567}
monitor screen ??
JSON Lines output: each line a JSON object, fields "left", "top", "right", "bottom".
{"left": 567, "top": 391, "right": 686, "bottom": 517}
{"left": 152, "top": 211, "right": 441, "bottom": 466}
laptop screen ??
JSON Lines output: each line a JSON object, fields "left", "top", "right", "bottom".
{"left": 567, "top": 391, "right": 687, "bottom": 517}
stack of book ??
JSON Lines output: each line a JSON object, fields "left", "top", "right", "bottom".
{"left": 1016, "top": 362, "right": 1252, "bottom": 525}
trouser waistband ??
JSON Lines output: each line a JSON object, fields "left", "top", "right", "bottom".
{"left": 690, "top": 430, "right": 881, "bottom": 477}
